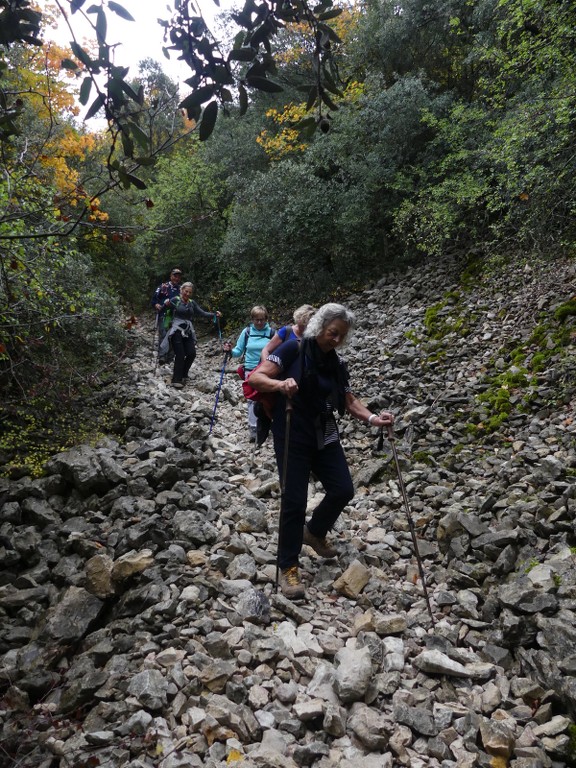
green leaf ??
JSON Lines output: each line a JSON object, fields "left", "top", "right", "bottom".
{"left": 79, "top": 76, "right": 92, "bottom": 106}
{"left": 276, "top": 8, "right": 299, "bottom": 22}
{"left": 120, "top": 79, "right": 140, "bottom": 102}
{"left": 107, "top": 78, "right": 126, "bottom": 108}
{"left": 212, "top": 66, "right": 235, "bottom": 85}
{"left": 321, "top": 70, "right": 342, "bottom": 96}
{"left": 245, "top": 61, "right": 267, "bottom": 79}
{"left": 318, "top": 8, "right": 342, "bottom": 20}
{"left": 97, "top": 45, "right": 110, "bottom": 67}
{"left": 121, "top": 131, "right": 134, "bottom": 157}
{"left": 179, "top": 85, "right": 216, "bottom": 110}
{"left": 249, "top": 22, "right": 271, "bottom": 49}
{"left": 61, "top": 58, "right": 79, "bottom": 71}
{"left": 70, "top": 41, "right": 93, "bottom": 68}
{"left": 134, "top": 156, "right": 156, "bottom": 167}
{"left": 320, "top": 89, "right": 338, "bottom": 111}
{"left": 70, "top": 0, "right": 87, "bottom": 12}
{"left": 84, "top": 93, "right": 105, "bottom": 120}
{"left": 246, "top": 76, "right": 283, "bottom": 93}
{"left": 238, "top": 83, "right": 248, "bottom": 116}
{"left": 108, "top": 1, "right": 135, "bottom": 21}
{"left": 118, "top": 167, "right": 130, "bottom": 189}
{"left": 198, "top": 100, "right": 218, "bottom": 141}
{"left": 233, "top": 31, "right": 245, "bottom": 48}
{"left": 228, "top": 47, "right": 257, "bottom": 62}
{"left": 128, "top": 120, "right": 150, "bottom": 151}
{"left": 296, "top": 116, "right": 316, "bottom": 130}
{"left": 306, "top": 85, "right": 318, "bottom": 111}
{"left": 110, "top": 65, "right": 130, "bottom": 79}
{"left": 180, "top": 101, "right": 201, "bottom": 121}
{"left": 319, "top": 23, "right": 342, "bottom": 44}
{"left": 95, "top": 8, "right": 107, "bottom": 45}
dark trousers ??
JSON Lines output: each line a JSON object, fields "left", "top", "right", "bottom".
{"left": 157, "top": 323, "right": 167, "bottom": 355}
{"left": 172, "top": 332, "right": 196, "bottom": 383}
{"left": 157, "top": 321, "right": 174, "bottom": 362}
{"left": 274, "top": 436, "right": 354, "bottom": 570}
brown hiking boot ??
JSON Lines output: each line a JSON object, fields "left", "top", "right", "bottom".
{"left": 279, "top": 566, "right": 305, "bottom": 599}
{"left": 303, "top": 525, "right": 338, "bottom": 558}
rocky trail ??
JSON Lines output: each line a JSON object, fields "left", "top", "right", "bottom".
{"left": 1, "top": 256, "right": 576, "bottom": 768}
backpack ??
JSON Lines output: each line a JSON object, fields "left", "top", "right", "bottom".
{"left": 242, "top": 363, "right": 274, "bottom": 403}
{"left": 162, "top": 297, "right": 180, "bottom": 330}
{"left": 242, "top": 338, "right": 304, "bottom": 419}
{"left": 236, "top": 325, "right": 275, "bottom": 380}
{"left": 243, "top": 325, "right": 274, "bottom": 345}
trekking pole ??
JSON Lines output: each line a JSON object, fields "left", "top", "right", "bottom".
{"left": 386, "top": 424, "right": 435, "bottom": 627}
{"left": 152, "top": 313, "right": 159, "bottom": 372}
{"left": 209, "top": 350, "right": 230, "bottom": 434}
{"left": 215, "top": 315, "right": 223, "bottom": 347}
{"left": 275, "top": 398, "right": 293, "bottom": 593}
{"left": 250, "top": 423, "right": 258, "bottom": 468}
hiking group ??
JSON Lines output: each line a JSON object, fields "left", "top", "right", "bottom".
{"left": 152, "top": 268, "right": 222, "bottom": 389}
{"left": 152, "top": 274, "right": 394, "bottom": 600}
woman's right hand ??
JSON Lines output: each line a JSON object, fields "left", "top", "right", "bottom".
{"left": 282, "top": 377, "right": 298, "bottom": 397}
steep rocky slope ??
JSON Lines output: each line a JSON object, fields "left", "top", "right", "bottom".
{"left": 1, "top": 255, "right": 575, "bottom": 768}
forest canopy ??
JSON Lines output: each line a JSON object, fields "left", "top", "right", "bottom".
{"left": 0, "top": 0, "right": 575, "bottom": 422}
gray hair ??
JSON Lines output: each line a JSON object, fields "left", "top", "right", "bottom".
{"left": 303, "top": 303, "right": 355, "bottom": 344}
{"left": 180, "top": 282, "right": 194, "bottom": 292}
{"left": 293, "top": 304, "right": 315, "bottom": 327}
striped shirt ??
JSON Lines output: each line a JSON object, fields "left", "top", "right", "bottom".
{"left": 269, "top": 351, "right": 350, "bottom": 447}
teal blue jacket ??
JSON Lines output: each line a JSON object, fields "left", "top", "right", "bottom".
{"left": 231, "top": 324, "right": 274, "bottom": 373}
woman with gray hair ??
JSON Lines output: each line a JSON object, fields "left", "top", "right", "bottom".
{"left": 249, "top": 302, "right": 394, "bottom": 599}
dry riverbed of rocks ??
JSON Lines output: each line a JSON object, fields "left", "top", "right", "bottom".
{"left": 1, "top": 256, "right": 576, "bottom": 768}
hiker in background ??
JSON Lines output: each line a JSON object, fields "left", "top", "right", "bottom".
{"left": 248, "top": 302, "right": 394, "bottom": 599}
{"left": 260, "top": 304, "right": 316, "bottom": 361}
{"left": 223, "top": 305, "right": 275, "bottom": 442}
{"left": 152, "top": 268, "right": 183, "bottom": 363}
{"left": 160, "top": 282, "right": 222, "bottom": 389}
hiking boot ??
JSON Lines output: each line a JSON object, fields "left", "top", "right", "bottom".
{"left": 172, "top": 381, "right": 183, "bottom": 389}
{"left": 254, "top": 402, "right": 271, "bottom": 445}
{"left": 303, "top": 525, "right": 338, "bottom": 558}
{"left": 279, "top": 566, "right": 305, "bottom": 599}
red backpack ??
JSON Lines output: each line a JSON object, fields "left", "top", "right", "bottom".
{"left": 242, "top": 363, "right": 276, "bottom": 418}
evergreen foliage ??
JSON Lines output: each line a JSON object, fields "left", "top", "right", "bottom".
{"left": 1, "top": 0, "right": 575, "bottom": 463}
